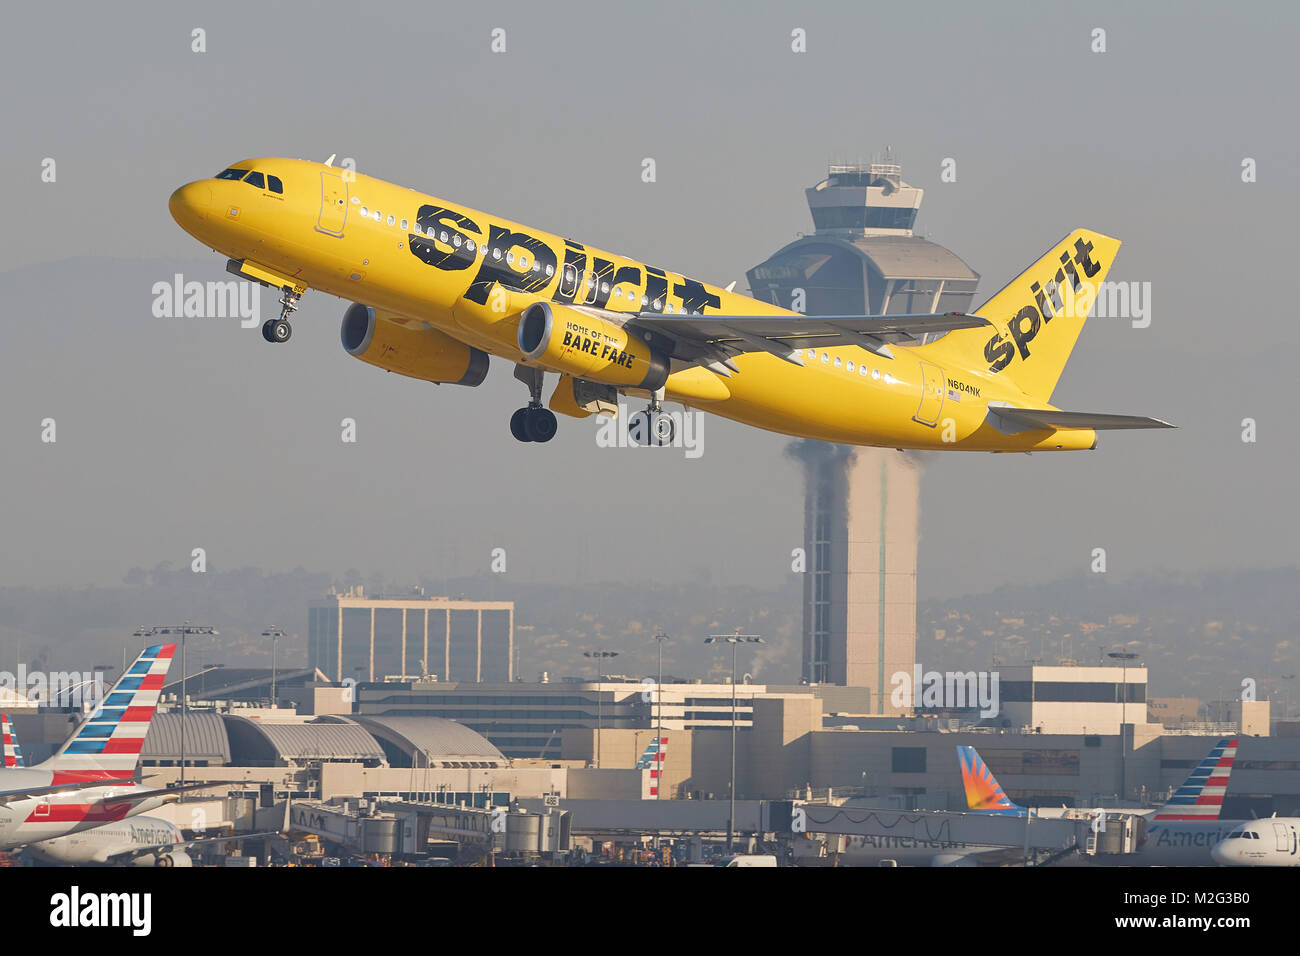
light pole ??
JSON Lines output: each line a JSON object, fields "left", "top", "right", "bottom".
{"left": 261, "top": 627, "right": 286, "bottom": 705}
{"left": 651, "top": 632, "right": 670, "bottom": 800}
{"left": 583, "top": 650, "right": 618, "bottom": 769}
{"left": 1108, "top": 649, "right": 1140, "bottom": 802}
{"left": 705, "top": 630, "right": 764, "bottom": 852}
{"left": 135, "top": 624, "right": 217, "bottom": 802}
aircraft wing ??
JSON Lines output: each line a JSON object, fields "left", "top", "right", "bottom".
{"left": 85, "top": 781, "right": 235, "bottom": 808}
{"left": 987, "top": 404, "right": 1176, "bottom": 434}
{"left": 107, "top": 831, "right": 279, "bottom": 864}
{"left": 0, "top": 779, "right": 129, "bottom": 805}
{"left": 0, "top": 778, "right": 228, "bottom": 807}
{"left": 629, "top": 311, "right": 989, "bottom": 369}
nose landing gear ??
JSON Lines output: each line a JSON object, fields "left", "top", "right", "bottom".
{"left": 261, "top": 288, "right": 301, "bottom": 343}
{"left": 510, "top": 364, "right": 558, "bottom": 443}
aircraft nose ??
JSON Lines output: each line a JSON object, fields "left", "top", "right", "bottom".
{"left": 1210, "top": 843, "right": 1233, "bottom": 865}
{"left": 168, "top": 181, "right": 212, "bottom": 230}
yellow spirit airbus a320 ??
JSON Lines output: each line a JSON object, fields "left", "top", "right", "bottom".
{"left": 168, "top": 158, "right": 1172, "bottom": 449}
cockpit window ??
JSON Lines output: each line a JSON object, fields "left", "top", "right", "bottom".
{"left": 244, "top": 171, "right": 265, "bottom": 189}
{"left": 216, "top": 167, "right": 250, "bottom": 180}
{"left": 267, "top": 174, "right": 283, "bottom": 194}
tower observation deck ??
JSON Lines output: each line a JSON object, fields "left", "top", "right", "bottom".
{"left": 749, "top": 154, "right": 981, "bottom": 704}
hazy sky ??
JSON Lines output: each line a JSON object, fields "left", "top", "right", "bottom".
{"left": 0, "top": 0, "right": 1296, "bottom": 597}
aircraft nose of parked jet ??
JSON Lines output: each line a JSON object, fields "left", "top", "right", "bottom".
{"left": 168, "top": 181, "right": 212, "bottom": 232}
{"left": 1210, "top": 841, "right": 1237, "bottom": 865}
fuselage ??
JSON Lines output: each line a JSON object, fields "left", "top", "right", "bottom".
{"left": 168, "top": 158, "right": 1095, "bottom": 452}
{"left": 1211, "top": 819, "right": 1300, "bottom": 866}
{"left": 30, "top": 815, "right": 185, "bottom": 866}
{"left": 0, "top": 768, "right": 167, "bottom": 849}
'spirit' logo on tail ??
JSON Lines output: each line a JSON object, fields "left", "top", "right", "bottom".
{"left": 984, "top": 237, "right": 1104, "bottom": 373}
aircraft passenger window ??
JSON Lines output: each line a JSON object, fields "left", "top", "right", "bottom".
{"left": 859, "top": 365, "right": 868, "bottom": 375}
{"left": 452, "top": 235, "right": 462, "bottom": 247}
{"left": 545, "top": 264, "right": 554, "bottom": 277}
{"left": 665, "top": 304, "right": 674, "bottom": 313}
{"left": 492, "top": 248, "right": 501, "bottom": 260}
{"left": 244, "top": 171, "right": 265, "bottom": 189}
{"left": 834, "top": 357, "right": 842, "bottom": 367}
{"left": 871, "top": 369, "right": 880, "bottom": 380}
{"left": 216, "top": 168, "right": 249, "bottom": 180}
{"left": 820, "top": 354, "right": 829, "bottom": 364}
{"left": 600, "top": 282, "right": 609, "bottom": 294}
{"left": 613, "top": 288, "right": 622, "bottom": 298}
{"left": 653, "top": 299, "right": 662, "bottom": 310}
{"left": 401, "top": 219, "right": 408, "bottom": 230}
{"left": 847, "top": 361, "right": 855, "bottom": 372}
{"left": 387, "top": 214, "right": 395, "bottom": 226}
{"left": 360, "top": 206, "right": 369, "bottom": 217}
{"left": 439, "top": 230, "right": 447, "bottom": 242}
{"left": 532, "top": 261, "right": 541, "bottom": 272}
{"left": 884, "top": 373, "right": 894, "bottom": 384}
{"left": 267, "top": 175, "right": 283, "bottom": 194}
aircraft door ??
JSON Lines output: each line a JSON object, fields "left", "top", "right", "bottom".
{"left": 1275, "top": 822, "right": 1289, "bottom": 852}
{"left": 317, "top": 170, "right": 348, "bottom": 238}
{"left": 912, "top": 360, "right": 946, "bottom": 427}
{"left": 559, "top": 262, "right": 579, "bottom": 298}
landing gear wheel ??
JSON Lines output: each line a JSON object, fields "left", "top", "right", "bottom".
{"left": 652, "top": 411, "right": 675, "bottom": 445}
{"left": 510, "top": 408, "right": 533, "bottom": 442}
{"left": 262, "top": 287, "right": 302, "bottom": 344}
{"left": 525, "top": 407, "right": 558, "bottom": 443}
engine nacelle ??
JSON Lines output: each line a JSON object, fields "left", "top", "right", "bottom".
{"left": 134, "top": 849, "right": 193, "bottom": 867}
{"left": 342, "top": 303, "right": 489, "bottom": 386}
{"left": 517, "top": 301, "right": 669, "bottom": 391}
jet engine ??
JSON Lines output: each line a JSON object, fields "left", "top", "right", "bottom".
{"left": 342, "top": 303, "right": 489, "bottom": 386}
{"left": 516, "top": 301, "right": 669, "bottom": 391}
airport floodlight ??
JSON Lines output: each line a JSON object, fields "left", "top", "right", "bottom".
{"left": 132, "top": 623, "right": 216, "bottom": 801}
{"left": 705, "top": 630, "right": 765, "bottom": 850}
{"left": 582, "top": 650, "right": 620, "bottom": 769}
{"left": 262, "top": 627, "right": 287, "bottom": 704}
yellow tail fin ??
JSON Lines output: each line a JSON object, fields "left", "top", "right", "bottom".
{"left": 922, "top": 229, "right": 1121, "bottom": 403}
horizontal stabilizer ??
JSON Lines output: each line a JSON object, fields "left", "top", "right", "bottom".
{"left": 987, "top": 403, "right": 1176, "bottom": 434}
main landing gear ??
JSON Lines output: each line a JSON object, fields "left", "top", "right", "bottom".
{"left": 261, "top": 288, "right": 301, "bottom": 343}
{"left": 628, "top": 388, "right": 675, "bottom": 445}
{"left": 510, "top": 365, "right": 558, "bottom": 443}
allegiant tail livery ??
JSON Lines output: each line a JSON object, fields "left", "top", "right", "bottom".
{"left": 169, "top": 158, "right": 1172, "bottom": 448}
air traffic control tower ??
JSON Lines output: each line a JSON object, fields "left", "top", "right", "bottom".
{"left": 746, "top": 157, "right": 980, "bottom": 710}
